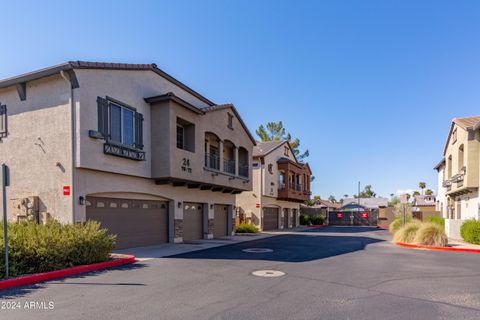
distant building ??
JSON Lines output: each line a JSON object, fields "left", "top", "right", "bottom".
{"left": 341, "top": 197, "right": 388, "bottom": 210}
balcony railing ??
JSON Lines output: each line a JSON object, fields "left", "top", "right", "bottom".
{"left": 289, "top": 182, "right": 302, "bottom": 192}
{"left": 223, "top": 159, "right": 236, "bottom": 175}
{"left": 205, "top": 153, "right": 220, "bottom": 170}
{"left": 239, "top": 165, "right": 249, "bottom": 178}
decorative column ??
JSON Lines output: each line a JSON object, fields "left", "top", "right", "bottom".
{"left": 218, "top": 139, "right": 224, "bottom": 172}
{"left": 234, "top": 146, "right": 239, "bottom": 176}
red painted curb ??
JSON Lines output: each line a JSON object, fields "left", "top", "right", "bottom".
{"left": 377, "top": 225, "right": 389, "bottom": 229}
{"left": 0, "top": 254, "right": 136, "bottom": 290}
{"left": 396, "top": 242, "right": 480, "bottom": 253}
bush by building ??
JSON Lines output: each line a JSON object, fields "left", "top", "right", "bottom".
{"left": 0, "top": 220, "right": 115, "bottom": 279}
{"left": 235, "top": 223, "right": 259, "bottom": 234}
{"left": 393, "top": 220, "right": 422, "bottom": 243}
{"left": 460, "top": 219, "right": 480, "bottom": 245}
{"left": 310, "top": 214, "right": 325, "bottom": 225}
{"left": 414, "top": 223, "right": 448, "bottom": 246}
{"left": 299, "top": 214, "right": 311, "bottom": 225}
{"left": 426, "top": 216, "right": 445, "bottom": 229}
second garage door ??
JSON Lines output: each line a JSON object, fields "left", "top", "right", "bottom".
{"left": 263, "top": 207, "right": 279, "bottom": 231}
{"left": 214, "top": 204, "right": 229, "bottom": 238}
{"left": 183, "top": 202, "right": 203, "bottom": 241}
{"left": 86, "top": 197, "right": 168, "bottom": 249}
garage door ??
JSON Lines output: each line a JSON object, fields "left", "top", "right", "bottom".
{"left": 86, "top": 196, "right": 168, "bottom": 249}
{"left": 214, "top": 205, "right": 229, "bottom": 238}
{"left": 183, "top": 202, "right": 203, "bottom": 241}
{"left": 263, "top": 207, "right": 279, "bottom": 231}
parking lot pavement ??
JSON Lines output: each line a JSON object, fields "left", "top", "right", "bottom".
{"left": 1, "top": 226, "right": 480, "bottom": 320}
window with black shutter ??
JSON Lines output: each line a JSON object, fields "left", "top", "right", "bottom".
{"left": 94, "top": 97, "right": 145, "bottom": 161}
{"left": 0, "top": 104, "right": 7, "bottom": 139}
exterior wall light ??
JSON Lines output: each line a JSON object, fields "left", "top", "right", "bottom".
{"left": 210, "top": 204, "right": 214, "bottom": 210}
{"left": 79, "top": 196, "right": 85, "bottom": 206}
{"left": 178, "top": 201, "right": 182, "bottom": 209}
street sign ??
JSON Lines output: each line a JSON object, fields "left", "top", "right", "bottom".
{"left": 63, "top": 186, "right": 71, "bottom": 196}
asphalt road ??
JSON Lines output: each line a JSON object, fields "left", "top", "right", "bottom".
{"left": 1, "top": 226, "right": 480, "bottom": 320}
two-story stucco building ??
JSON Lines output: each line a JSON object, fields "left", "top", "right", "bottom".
{"left": 236, "top": 141, "right": 311, "bottom": 231}
{"left": 435, "top": 116, "right": 480, "bottom": 239}
{"left": 0, "top": 61, "right": 255, "bottom": 248}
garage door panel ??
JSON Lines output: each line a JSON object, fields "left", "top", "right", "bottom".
{"left": 263, "top": 207, "right": 279, "bottom": 231}
{"left": 214, "top": 205, "right": 228, "bottom": 238}
{"left": 183, "top": 202, "right": 203, "bottom": 241}
{"left": 86, "top": 197, "right": 168, "bottom": 249}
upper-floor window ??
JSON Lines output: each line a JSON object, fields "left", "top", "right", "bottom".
{"left": 176, "top": 117, "right": 195, "bottom": 152}
{"left": 284, "top": 146, "right": 289, "bottom": 156}
{"left": 227, "top": 113, "right": 233, "bottom": 129}
{"left": 0, "top": 103, "right": 7, "bottom": 140}
{"left": 177, "top": 125, "right": 185, "bottom": 149}
{"left": 97, "top": 96, "right": 143, "bottom": 150}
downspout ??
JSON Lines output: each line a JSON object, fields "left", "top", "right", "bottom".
{"left": 60, "top": 70, "right": 76, "bottom": 223}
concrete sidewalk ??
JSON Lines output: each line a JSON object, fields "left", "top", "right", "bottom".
{"left": 448, "top": 238, "right": 480, "bottom": 250}
{"left": 115, "top": 233, "right": 276, "bottom": 261}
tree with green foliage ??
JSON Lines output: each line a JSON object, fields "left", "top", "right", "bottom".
{"left": 389, "top": 195, "right": 400, "bottom": 207}
{"left": 419, "top": 182, "right": 426, "bottom": 195}
{"left": 256, "top": 121, "right": 309, "bottom": 162}
{"left": 354, "top": 185, "right": 376, "bottom": 198}
{"left": 425, "top": 189, "right": 434, "bottom": 196}
{"left": 412, "top": 191, "right": 420, "bottom": 198}
{"left": 328, "top": 195, "right": 337, "bottom": 203}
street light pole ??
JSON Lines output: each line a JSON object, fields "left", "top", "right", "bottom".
{"left": 2, "top": 164, "right": 9, "bottom": 278}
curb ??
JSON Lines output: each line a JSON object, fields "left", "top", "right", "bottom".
{"left": 377, "top": 225, "right": 389, "bottom": 229}
{"left": 0, "top": 254, "right": 136, "bottom": 290}
{"left": 396, "top": 242, "right": 480, "bottom": 253}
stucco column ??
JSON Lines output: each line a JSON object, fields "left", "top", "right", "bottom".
{"left": 219, "top": 139, "right": 224, "bottom": 172}
{"left": 203, "top": 203, "right": 213, "bottom": 239}
{"left": 169, "top": 200, "right": 183, "bottom": 243}
{"left": 234, "top": 146, "right": 239, "bottom": 176}
{"left": 279, "top": 207, "right": 284, "bottom": 229}
{"left": 227, "top": 205, "right": 234, "bottom": 235}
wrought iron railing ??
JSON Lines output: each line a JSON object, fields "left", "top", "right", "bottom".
{"left": 204, "top": 153, "right": 220, "bottom": 170}
{"left": 223, "top": 159, "right": 236, "bottom": 175}
{"left": 239, "top": 165, "right": 249, "bottom": 178}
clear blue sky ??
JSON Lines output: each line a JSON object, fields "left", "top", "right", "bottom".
{"left": 2, "top": 1, "right": 480, "bottom": 199}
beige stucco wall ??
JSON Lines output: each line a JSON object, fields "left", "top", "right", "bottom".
{"left": 236, "top": 143, "right": 301, "bottom": 230}
{"left": 0, "top": 75, "right": 74, "bottom": 223}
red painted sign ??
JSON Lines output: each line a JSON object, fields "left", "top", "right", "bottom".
{"left": 255, "top": 203, "right": 260, "bottom": 208}
{"left": 337, "top": 213, "right": 343, "bottom": 219}
{"left": 63, "top": 186, "right": 71, "bottom": 196}
{"left": 361, "top": 212, "right": 368, "bottom": 219}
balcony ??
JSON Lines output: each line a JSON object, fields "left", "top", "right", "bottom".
{"left": 204, "top": 153, "right": 220, "bottom": 170}
{"left": 223, "top": 159, "right": 236, "bottom": 175}
{"left": 278, "top": 182, "right": 309, "bottom": 202}
{"left": 239, "top": 165, "right": 249, "bottom": 178}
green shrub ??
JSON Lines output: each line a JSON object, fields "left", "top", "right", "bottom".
{"left": 235, "top": 223, "right": 259, "bottom": 233}
{"left": 460, "top": 219, "right": 480, "bottom": 245}
{"left": 427, "top": 216, "right": 445, "bottom": 228}
{"left": 0, "top": 220, "right": 115, "bottom": 278}
{"left": 393, "top": 220, "right": 422, "bottom": 243}
{"left": 299, "top": 214, "right": 311, "bottom": 225}
{"left": 310, "top": 215, "right": 325, "bottom": 225}
{"left": 414, "top": 222, "right": 448, "bottom": 246}
{"left": 389, "top": 216, "right": 412, "bottom": 234}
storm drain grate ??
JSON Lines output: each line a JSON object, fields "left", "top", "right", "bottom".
{"left": 242, "top": 248, "right": 274, "bottom": 253}
{"left": 252, "top": 270, "right": 285, "bottom": 278}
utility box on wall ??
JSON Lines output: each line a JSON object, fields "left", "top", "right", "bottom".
{"left": 10, "top": 196, "right": 40, "bottom": 223}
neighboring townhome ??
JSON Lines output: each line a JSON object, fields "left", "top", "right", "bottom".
{"left": 412, "top": 194, "right": 437, "bottom": 220}
{"left": 436, "top": 116, "right": 480, "bottom": 239}
{"left": 434, "top": 158, "right": 446, "bottom": 216}
{"left": 0, "top": 61, "right": 255, "bottom": 249}
{"left": 236, "top": 141, "right": 312, "bottom": 231}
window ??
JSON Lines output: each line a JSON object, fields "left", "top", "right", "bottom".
{"left": 0, "top": 103, "right": 7, "bottom": 139}
{"left": 452, "top": 129, "right": 457, "bottom": 144}
{"left": 110, "top": 103, "right": 135, "bottom": 147}
{"left": 177, "top": 125, "right": 185, "bottom": 149}
{"left": 227, "top": 113, "right": 234, "bottom": 129}
{"left": 176, "top": 117, "right": 195, "bottom": 152}
{"left": 284, "top": 146, "right": 289, "bottom": 156}
{"left": 96, "top": 96, "right": 144, "bottom": 150}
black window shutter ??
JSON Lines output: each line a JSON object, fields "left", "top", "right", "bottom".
{"left": 0, "top": 104, "right": 7, "bottom": 137}
{"left": 134, "top": 112, "right": 144, "bottom": 150}
{"left": 97, "top": 97, "right": 110, "bottom": 138}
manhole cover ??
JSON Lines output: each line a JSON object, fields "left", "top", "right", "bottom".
{"left": 252, "top": 270, "right": 285, "bottom": 278}
{"left": 242, "top": 248, "right": 273, "bottom": 253}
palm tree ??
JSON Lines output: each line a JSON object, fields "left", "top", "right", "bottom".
{"left": 425, "top": 189, "right": 434, "bottom": 196}
{"left": 419, "top": 182, "right": 426, "bottom": 195}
